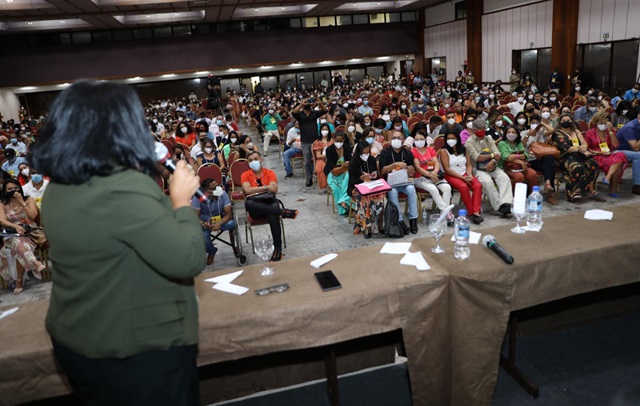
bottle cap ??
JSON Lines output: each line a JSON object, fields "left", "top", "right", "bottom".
{"left": 532, "top": 186, "right": 540, "bottom": 192}
{"left": 458, "top": 209, "right": 467, "bottom": 217}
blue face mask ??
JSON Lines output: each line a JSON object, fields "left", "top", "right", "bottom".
{"left": 366, "top": 137, "right": 374, "bottom": 144}
{"left": 10, "top": 138, "right": 17, "bottom": 144}
{"left": 217, "top": 120, "right": 223, "bottom": 126}
{"left": 249, "top": 160, "right": 261, "bottom": 171}
{"left": 374, "top": 128, "right": 383, "bottom": 134}
{"left": 31, "top": 174, "right": 43, "bottom": 184}
{"left": 363, "top": 100, "right": 369, "bottom": 105}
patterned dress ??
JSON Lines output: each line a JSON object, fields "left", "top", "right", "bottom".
{"left": 0, "top": 202, "right": 44, "bottom": 283}
{"left": 552, "top": 130, "right": 599, "bottom": 200}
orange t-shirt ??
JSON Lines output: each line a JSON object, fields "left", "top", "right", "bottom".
{"left": 241, "top": 167, "right": 278, "bottom": 187}
{"left": 175, "top": 132, "right": 196, "bottom": 146}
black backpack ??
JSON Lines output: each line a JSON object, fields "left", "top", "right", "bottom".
{"left": 383, "top": 201, "right": 404, "bottom": 238}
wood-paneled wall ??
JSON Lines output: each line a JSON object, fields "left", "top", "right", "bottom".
{"left": 481, "top": 1, "right": 553, "bottom": 83}
{"left": 424, "top": 20, "right": 468, "bottom": 82}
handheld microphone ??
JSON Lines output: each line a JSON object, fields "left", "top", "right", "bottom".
{"left": 154, "top": 142, "right": 206, "bottom": 203}
{"left": 482, "top": 234, "right": 514, "bottom": 265}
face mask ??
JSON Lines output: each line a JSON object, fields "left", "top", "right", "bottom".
{"left": 401, "top": 104, "right": 407, "bottom": 109}
{"left": 444, "top": 103, "right": 450, "bottom": 109}
{"left": 633, "top": 89, "right": 639, "bottom": 94}
{"left": 363, "top": 100, "right": 369, "bottom": 105}
{"left": 366, "top": 137, "right": 374, "bottom": 144}
{"left": 466, "top": 121, "right": 473, "bottom": 129}
{"left": 360, "top": 153, "right": 370, "bottom": 161}
{"left": 560, "top": 121, "right": 572, "bottom": 129}
{"left": 11, "top": 138, "right": 17, "bottom": 144}
{"left": 343, "top": 103, "right": 349, "bottom": 108}
{"left": 414, "top": 140, "right": 426, "bottom": 148}
{"left": 597, "top": 124, "right": 607, "bottom": 131}
{"left": 550, "top": 97, "right": 557, "bottom": 101}
{"left": 489, "top": 94, "right": 495, "bottom": 99}
{"left": 495, "top": 120, "right": 503, "bottom": 128}
{"left": 551, "top": 108, "right": 557, "bottom": 114}
{"left": 295, "top": 128, "right": 301, "bottom": 133}
{"left": 446, "top": 88, "right": 451, "bottom": 92}
{"left": 475, "top": 97, "right": 481, "bottom": 102}
{"left": 575, "top": 87, "right": 581, "bottom": 92}
{"left": 587, "top": 90, "right": 593, "bottom": 95}
{"left": 506, "top": 133, "right": 517, "bottom": 142}
{"left": 268, "top": 109, "right": 274, "bottom": 115}
{"left": 212, "top": 186, "right": 224, "bottom": 198}
{"left": 589, "top": 106, "right": 597, "bottom": 112}
{"left": 517, "top": 97, "right": 524, "bottom": 103}
{"left": 430, "top": 98, "right": 436, "bottom": 103}
{"left": 394, "top": 125, "right": 402, "bottom": 131}
{"left": 391, "top": 139, "right": 403, "bottom": 149}
{"left": 530, "top": 123, "right": 539, "bottom": 130}
{"left": 247, "top": 142, "right": 254, "bottom": 149}
{"left": 517, "top": 118, "right": 527, "bottom": 125}
{"left": 447, "top": 118, "right": 456, "bottom": 126}
{"left": 334, "top": 142, "right": 343, "bottom": 149}
{"left": 512, "top": 70, "right": 516, "bottom": 75}
{"left": 204, "top": 147, "right": 213, "bottom": 154}
{"left": 457, "top": 99, "right": 463, "bottom": 103}
{"left": 321, "top": 130, "right": 329, "bottom": 136}
{"left": 446, "top": 139, "right": 457, "bottom": 147}
{"left": 230, "top": 137, "right": 237, "bottom": 144}
{"left": 347, "top": 125, "right": 355, "bottom": 133}
{"left": 622, "top": 110, "right": 629, "bottom": 115}
{"left": 526, "top": 107, "right": 535, "bottom": 113}
{"left": 249, "top": 160, "right": 261, "bottom": 171}
{"left": 538, "top": 112, "right": 550, "bottom": 120}
{"left": 364, "top": 121, "right": 371, "bottom": 127}
{"left": 475, "top": 129, "right": 485, "bottom": 138}
{"left": 31, "top": 174, "right": 43, "bottom": 184}
{"left": 6, "top": 190, "right": 17, "bottom": 198}
{"left": 320, "top": 119, "right": 327, "bottom": 124}
{"left": 374, "top": 128, "right": 383, "bottom": 134}
{"left": 528, "top": 95, "right": 534, "bottom": 100}
{"left": 181, "top": 127, "right": 188, "bottom": 134}
{"left": 21, "top": 168, "right": 29, "bottom": 176}
{"left": 178, "top": 117, "right": 183, "bottom": 122}
{"left": 153, "top": 119, "right": 158, "bottom": 123}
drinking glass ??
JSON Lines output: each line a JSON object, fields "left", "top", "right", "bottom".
{"left": 428, "top": 215, "right": 446, "bottom": 254}
{"left": 511, "top": 209, "right": 527, "bottom": 234}
{"left": 254, "top": 235, "right": 275, "bottom": 276}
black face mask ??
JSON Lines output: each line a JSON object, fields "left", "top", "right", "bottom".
{"left": 526, "top": 108, "right": 535, "bottom": 113}
{"left": 6, "top": 190, "right": 17, "bottom": 198}
{"left": 560, "top": 121, "right": 572, "bottom": 129}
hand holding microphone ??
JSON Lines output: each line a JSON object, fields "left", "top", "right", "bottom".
{"left": 155, "top": 142, "right": 205, "bottom": 208}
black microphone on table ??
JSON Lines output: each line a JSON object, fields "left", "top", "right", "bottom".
{"left": 154, "top": 142, "right": 207, "bottom": 203}
{"left": 482, "top": 234, "right": 514, "bottom": 265}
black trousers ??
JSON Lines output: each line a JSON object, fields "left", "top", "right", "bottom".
{"left": 529, "top": 155, "right": 556, "bottom": 186}
{"left": 52, "top": 341, "right": 199, "bottom": 406}
{"left": 245, "top": 199, "right": 282, "bottom": 249}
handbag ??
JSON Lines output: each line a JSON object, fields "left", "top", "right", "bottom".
{"left": 246, "top": 192, "right": 277, "bottom": 204}
{"left": 25, "top": 226, "right": 48, "bottom": 247}
{"left": 504, "top": 160, "right": 526, "bottom": 172}
{"left": 530, "top": 141, "right": 560, "bottom": 159}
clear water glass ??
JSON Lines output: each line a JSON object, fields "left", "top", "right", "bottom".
{"left": 254, "top": 235, "right": 275, "bottom": 276}
{"left": 511, "top": 209, "right": 527, "bottom": 234}
{"left": 428, "top": 215, "right": 446, "bottom": 254}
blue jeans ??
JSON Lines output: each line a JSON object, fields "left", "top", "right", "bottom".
{"left": 283, "top": 147, "right": 302, "bottom": 175}
{"left": 387, "top": 184, "right": 418, "bottom": 222}
{"left": 619, "top": 150, "right": 640, "bottom": 186}
{"left": 202, "top": 220, "right": 235, "bottom": 255}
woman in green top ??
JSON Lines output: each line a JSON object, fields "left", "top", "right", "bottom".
{"left": 498, "top": 125, "right": 539, "bottom": 194}
{"left": 30, "top": 81, "right": 205, "bottom": 406}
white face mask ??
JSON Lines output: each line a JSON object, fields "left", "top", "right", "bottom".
{"left": 360, "top": 153, "right": 370, "bottom": 161}
{"left": 212, "top": 186, "right": 224, "bottom": 197}
{"left": 447, "top": 118, "right": 456, "bottom": 126}
{"left": 506, "top": 133, "right": 517, "bottom": 142}
{"left": 347, "top": 125, "right": 355, "bottom": 133}
{"left": 394, "top": 125, "right": 402, "bottom": 131}
{"left": 528, "top": 94, "right": 534, "bottom": 99}
{"left": 597, "top": 124, "right": 607, "bottom": 131}
{"left": 446, "top": 139, "right": 457, "bottom": 147}
{"left": 321, "top": 130, "right": 329, "bottom": 136}
{"left": 204, "top": 147, "right": 213, "bottom": 154}
{"left": 181, "top": 127, "right": 188, "bottom": 133}
{"left": 517, "top": 118, "right": 527, "bottom": 125}
{"left": 550, "top": 97, "right": 557, "bottom": 101}
{"left": 575, "top": 87, "right": 581, "bottom": 92}
{"left": 622, "top": 110, "right": 629, "bottom": 115}
{"left": 268, "top": 109, "right": 274, "bottom": 115}
{"left": 587, "top": 90, "right": 593, "bottom": 95}
{"left": 153, "top": 119, "right": 158, "bottom": 123}
{"left": 489, "top": 94, "right": 495, "bottom": 99}
{"left": 391, "top": 139, "right": 403, "bottom": 149}
{"left": 343, "top": 103, "right": 349, "bottom": 108}
{"left": 589, "top": 106, "right": 597, "bottom": 112}
{"left": 495, "top": 120, "right": 503, "bottom": 128}
{"left": 541, "top": 112, "right": 551, "bottom": 120}
{"left": 247, "top": 142, "right": 254, "bottom": 149}
{"left": 414, "top": 140, "right": 426, "bottom": 148}
{"left": 320, "top": 119, "right": 327, "bottom": 124}
{"left": 21, "top": 168, "right": 30, "bottom": 176}
{"left": 517, "top": 97, "right": 524, "bottom": 103}
{"left": 530, "top": 123, "right": 539, "bottom": 130}
{"left": 466, "top": 121, "right": 473, "bottom": 129}
{"left": 334, "top": 142, "right": 343, "bottom": 149}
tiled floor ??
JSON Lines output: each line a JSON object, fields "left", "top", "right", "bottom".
{"left": 2, "top": 122, "right": 639, "bottom": 307}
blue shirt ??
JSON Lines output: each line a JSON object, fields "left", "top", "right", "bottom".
{"left": 191, "top": 192, "right": 231, "bottom": 223}
{"left": 573, "top": 106, "right": 596, "bottom": 123}
{"left": 1, "top": 157, "right": 26, "bottom": 177}
{"left": 616, "top": 119, "right": 640, "bottom": 151}
{"left": 623, "top": 89, "right": 640, "bottom": 101}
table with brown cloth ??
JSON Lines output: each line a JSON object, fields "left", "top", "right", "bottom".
{"left": 0, "top": 244, "right": 450, "bottom": 406}
{"left": 412, "top": 202, "right": 640, "bottom": 406}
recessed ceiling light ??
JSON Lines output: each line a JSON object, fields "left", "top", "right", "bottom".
{"left": 161, "top": 73, "right": 176, "bottom": 77}
{"left": 145, "top": 15, "right": 151, "bottom": 18}
{"left": 127, "top": 76, "right": 142, "bottom": 81}
{"left": 196, "top": 70, "right": 210, "bottom": 74}
{"left": 228, "top": 68, "right": 240, "bottom": 72}
{"left": 27, "top": 22, "right": 33, "bottom": 25}
{"left": 19, "top": 86, "right": 37, "bottom": 91}
{"left": 259, "top": 65, "right": 273, "bottom": 69}
{"left": 57, "top": 83, "right": 70, "bottom": 87}
{"left": 60, "top": 20, "right": 65, "bottom": 23}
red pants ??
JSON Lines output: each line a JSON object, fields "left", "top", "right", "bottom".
{"left": 445, "top": 173, "right": 483, "bottom": 214}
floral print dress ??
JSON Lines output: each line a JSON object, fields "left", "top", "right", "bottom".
{"left": 552, "top": 130, "right": 599, "bottom": 200}
{"left": 0, "top": 203, "right": 44, "bottom": 283}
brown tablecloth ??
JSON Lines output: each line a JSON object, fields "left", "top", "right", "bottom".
{"left": 413, "top": 203, "right": 640, "bottom": 405}
{"left": 0, "top": 244, "right": 450, "bottom": 406}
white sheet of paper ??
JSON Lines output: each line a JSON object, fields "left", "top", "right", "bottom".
{"left": 204, "top": 270, "right": 243, "bottom": 284}
{"left": 380, "top": 242, "right": 412, "bottom": 254}
{"left": 0, "top": 307, "right": 19, "bottom": 320}
{"left": 310, "top": 253, "right": 338, "bottom": 269}
{"left": 362, "top": 179, "right": 386, "bottom": 190}
{"left": 451, "top": 231, "right": 481, "bottom": 244}
{"left": 400, "top": 251, "right": 431, "bottom": 271}
{"left": 213, "top": 283, "right": 249, "bottom": 295}
{"left": 584, "top": 209, "right": 613, "bottom": 221}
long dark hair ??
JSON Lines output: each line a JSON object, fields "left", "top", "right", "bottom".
{"left": 30, "top": 81, "right": 158, "bottom": 185}
{"left": 2, "top": 178, "right": 25, "bottom": 205}
{"left": 443, "top": 130, "right": 466, "bottom": 156}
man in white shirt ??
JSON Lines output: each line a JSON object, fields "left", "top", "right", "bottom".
{"left": 5, "top": 136, "right": 27, "bottom": 155}
{"left": 283, "top": 122, "right": 302, "bottom": 178}
{"left": 358, "top": 98, "right": 373, "bottom": 116}
{"left": 22, "top": 170, "right": 49, "bottom": 208}
{"left": 508, "top": 92, "right": 526, "bottom": 116}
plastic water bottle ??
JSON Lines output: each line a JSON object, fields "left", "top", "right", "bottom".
{"left": 526, "top": 186, "right": 543, "bottom": 231}
{"left": 454, "top": 209, "right": 471, "bottom": 260}
{"left": 422, "top": 206, "right": 429, "bottom": 225}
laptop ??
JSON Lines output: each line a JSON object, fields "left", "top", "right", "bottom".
{"left": 386, "top": 169, "right": 414, "bottom": 188}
